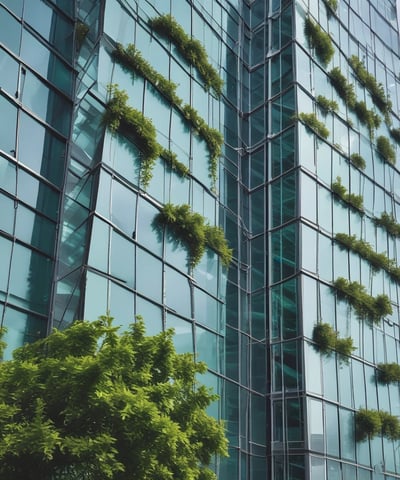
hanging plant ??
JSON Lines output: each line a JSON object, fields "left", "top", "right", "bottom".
{"left": 103, "top": 85, "right": 161, "bottom": 188}
{"left": 316, "top": 95, "right": 338, "bottom": 114}
{"left": 374, "top": 212, "right": 400, "bottom": 237}
{"left": 355, "top": 409, "right": 400, "bottom": 442}
{"left": 376, "top": 363, "right": 400, "bottom": 384}
{"left": 376, "top": 136, "right": 396, "bottom": 165}
{"left": 304, "top": 17, "right": 335, "bottom": 66}
{"left": 322, "top": 0, "right": 338, "bottom": 13}
{"left": 353, "top": 100, "right": 381, "bottom": 137}
{"left": 329, "top": 67, "right": 356, "bottom": 107}
{"left": 331, "top": 177, "right": 364, "bottom": 212}
{"left": 155, "top": 203, "right": 232, "bottom": 268}
{"left": 149, "top": 15, "right": 223, "bottom": 96}
{"left": 349, "top": 153, "right": 366, "bottom": 170}
{"left": 298, "top": 112, "right": 329, "bottom": 139}
{"left": 333, "top": 277, "right": 392, "bottom": 323}
{"left": 312, "top": 323, "right": 355, "bottom": 360}
{"left": 160, "top": 149, "right": 189, "bottom": 177}
{"left": 390, "top": 128, "right": 400, "bottom": 145}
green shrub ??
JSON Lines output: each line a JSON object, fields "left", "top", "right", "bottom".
{"left": 380, "top": 411, "right": 400, "bottom": 441}
{"left": 112, "top": 44, "right": 182, "bottom": 106}
{"left": 390, "top": 128, "right": 400, "bottom": 145}
{"left": 355, "top": 409, "right": 382, "bottom": 441}
{"left": 312, "top": 323, "right": 355, "bottom": 360}
{"left": 376, "top": 136, "right": 396, "bottom": 165}
{"left": 331, "top": 177, "right": 364, "bottom": 212}
{"left": 374, "top": 212, "right": 400, "bottom": 237}
{"left": 333, "top": 277, "right": 392, "bottom": 323}
{"left": 155, "top": 203, "right": 231, "bottom": 267}
{"left": 377, "top": 363, "right": 400, "bottom": 384}
{"left": 329, "top": 67, "right": 356, "bottom": 107}
{"left": 304, "top": 17, "right": 335, "bottom": 65}
{"left": 298, "top": 112, "right": 329, "bottom": 139}
{"left": 103, "top": 86, "right": 161, "bottom": 188}
{"left": 353, "top": 100, "right": 381, "bottom": 136}
{"left": 322, "top": 0, "right": 338, "bottom": 12}
{"left": 160, "top": 149, "right": 189, "bottom": 177}
{"left": 149, "top": 15, "right": 223, "bottom": 96}
{"left": 349, "top": 153, "right": 366, "bottom": 170}
{"left": 335, "top": 337, "right": 356, "bottom": 358}
{"left": 316, "top": 95, "right": 338, "bottom": 114}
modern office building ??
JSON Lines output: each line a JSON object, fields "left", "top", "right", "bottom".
{"left": 1, "top": 0, "right": 400, "bottom": 478}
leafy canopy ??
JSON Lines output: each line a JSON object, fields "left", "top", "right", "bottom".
{"left": 0, "top": 316, "right": 228, "bottom": 480}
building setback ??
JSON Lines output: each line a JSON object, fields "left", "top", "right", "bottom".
{"left": 1, "top": 0, "right": 400, "bottom": 478}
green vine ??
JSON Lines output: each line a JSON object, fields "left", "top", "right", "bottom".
{"left": 304, "top": 17, "right": 335, "bottom": 66}
{"left": 376, "top": 136, "right": 396, "bottom": 165}
{"left": 298, "top": 112, "right": 329, "bottom": 139}
{"left": 353, "top": 100, "right": 381, "bottom": 137}
{"left": 312, "top": 323, "right": 355, "bottom": 361}
{"left": 349, "top": 153, "right": 366, "bottom": 170}
{"left": 333, "top": 277, "right": 392, "bottom": 323}
{"left": 149, "top": 15, "right": 223, "bottom": 96}
{"left": 155, "top": 203, "right": 232, "bottom": 267}
{"left": 348, "top": 55, "right": 392, "bottom": 116}
{"left": 316, "top": 95, "right": 338, "bottom": 114}
{"left": 376, "top": 363, "right": 400, "bottom": 384}
{"left": 112, "top": 43, "right": 182, "bottom": 106}
{"left": 329, "top": 67, "right": 356, "bottom": 108}
{"left": 331, "top": 177, "right": 364, "bottom": 212}
{"left": 160, "top": 149, "right": 189, "bottom": 177}
{"left": 374, "top": 212, "right": 400, "bottom": 237}
{"left": 355, "top": 408, "right": 400, "bottom": 442}
{"left": 334, "top": 233, "right": 400, "bottom": 282}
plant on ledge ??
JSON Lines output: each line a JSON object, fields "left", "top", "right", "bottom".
{"left": 349, "top": 153, "right": 366, "bottom": 170}
{"left": 376, "top": 136, "right": 396, "bottom": 165}
{"left": 333, "top": 277, "right": 392, "bottom": 323}
{"left": 331, "top": 177, "right": 364, "bottom": 212}
{"left": 103, "top": 85, "right": 161, "bottom": 188}
{"left": 374, "top": 212, "right": 400, "bottom": 237}
{"left": 390, "top": 127, "right": 400, "bottom": 145}
{"left": 155, "top": 203, "right": 232, "bottom": 267}
{"left": 376, "top": 363, "right": 400, "bottom": 384}
{"left": 353, "top": 100, "right": 381, "bottom": 136}
{"left": 355, "top": 409, "right": 400, "bottom": 442}
{"left": 312, "top": 323, "right": 355, "bottom": 360}
{"left": 322, "top": 0, "right": 338, "bottom": 13}
{"left": 112, "top": 43, "right": 182, "bottom": 106}
{"left": 298, "top": 112, "right": 329, "bottom": 139}
{"left": 304, "top": 17, "right": 335, "bottom": 65}
{"left": 160, "top": 149, "right": 189, "bottom": 177}
{"left": 316, "top": 95, "right": 338, "bottom": 114}
{"left": 148, "top": 15, "right": 223, "bottom": 96}
{"left": 329, "top": 67, "right": 356, "bottom": 107}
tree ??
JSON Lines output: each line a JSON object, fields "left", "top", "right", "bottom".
{"left": 0, "top": 316, "right": 228, "bottom": 480}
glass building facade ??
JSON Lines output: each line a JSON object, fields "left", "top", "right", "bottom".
{"left": 1, "top": 0, "right": 400, "bottom": 479}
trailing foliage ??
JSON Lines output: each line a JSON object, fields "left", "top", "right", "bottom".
{"left": 331, "top": 177, "right": 364, "bottom": 212}
{"left": 334, "top": 233, "right": 400, "bottom": 282}
{"left": 374, "top": 212, "right": 400, "bottom": 237}
{"left": 304, "top": 17, "right": 335, "bottom": 65}
{"left": 181, "top": 105, "right": 223, "bottom": 183}
{"left": 103, "top": 86, "right": 161, "bottom": 188}
{"left": 322, "top": 0, "right": 338, "bottom": 12}
{"left": 329, "top": 67, "right": 356, "bottom": 107}
{"left": 316, "top": 95, "right": 338, "bottom": 114}
{"left": 390, "top": 127, "right": 400, "bottom": 145}
{"left": 298, "top": 112, "right": 329, "bottom": 139}
{"left": 149, "top": 15, "right": 223, "bottom": 96}
{"left": 160, "top": 149, "right": 189, "bottom": 177}
{"left": 333, "top": 277, "right": 392, "bottom": 323}
{"left": 112, "top": 43, "right": 182, "bottom": 106}
{"left": 312, "top": 323, "right": 355, "bottom": 360}
{"left": 0, "top": 317, "right": 228, "bottom": 479}
{"left": 353, "top": 100, "right": 381, "bottom": 136}
{"left": 348, "top": 55, "right": 392, "bottom": 115}
{"left": 356, "top": 408, "right": 400, "bottom": 442}
{"left": 349, "top": 153, "right": 366, "bottom": 170}
{"left": 377, "top": 362, "right": 400, "bottom": 384}
{"left": 155, "top": 203, "right": 232, "bottom": 268}
{"left": 376, "top": 136, "right": 396, "bottom": 165}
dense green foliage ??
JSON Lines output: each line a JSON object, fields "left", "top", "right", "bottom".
{"left": 333, "top": 277, "right": 392, "bottom": 323}
{"left": 155, "top": 203, "right": 232, "bottom": 267}
{"left": 0, "top": 317, "right": 228, "bottom": 479}
{"left": 112, "top": 44, "right": 182, "bottom": 106}
{"left": 103, "top": 86, "right": 161, "bottom": 188}
{"left": 160, "top": 149, "right": 189, "bottom": 177}
{"left": 334, "top": 233, "right": 400, "bottom": 282}
{"left": 298, "top": 112, "right": 330, "bottom": 139}
{"left": 356, "top": 408, "right": 400, "bottom": 442}
{"left": 390, "top": 127, "right": 400, "bottom": 145}
{"left": 312, "top": 323, "right": 355, "bottom": 360}
{"left": 322, "top": 0, "right": 338, "bottom": 12}
{"left": 331, "top": 177, "right": 364, "bottom": 211}
{"left": 316, "top": 95, "right": 338, "bottom": 114}
{"left": 304, "top": 17, "right": 335, "bottom": 65}
{"left": 376, "top": 136, "right": 396, "bottom": 165}
{"left": 349, "top": 153, "right": 366, "bottom": 170}
{"left": 374, "top": 212, "right": 400, "bottom": 237}
{"left": 377, "top": 362, "right": 400, "bottom": 384}
{"left": 329, "top": 67, "right": 356, "bottom": 107}
{"left": 353, "top": 100, "right": 381, "bottom": 136}
{"left": 149, "top": 15, "right": 223, "bottom": 96}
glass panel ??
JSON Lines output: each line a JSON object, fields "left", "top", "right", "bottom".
{"left": 0, "top": 94, "right": 17, "bottom": 156}
{"left": 0, "top": 6, "right": 21, "bottom": 53}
